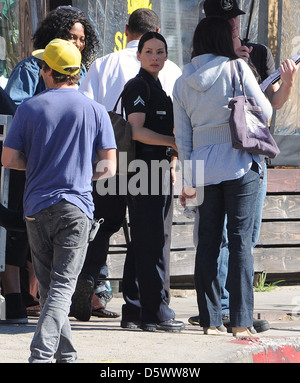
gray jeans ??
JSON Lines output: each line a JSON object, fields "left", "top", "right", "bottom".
{"left": 25, "top": 200, "right": 91, "bottom": 363}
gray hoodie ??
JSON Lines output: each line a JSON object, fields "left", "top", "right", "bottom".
{"left": 173, "top": 54, "right": 273, "bottom": 185}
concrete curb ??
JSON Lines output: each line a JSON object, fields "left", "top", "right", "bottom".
{"left": 223, "top": 337, "right": 300, "bottom": 363}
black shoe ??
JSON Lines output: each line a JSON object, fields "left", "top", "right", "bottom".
{"left": 142, "top": 318, "right": 185, "bottom": 333}
{"left": 121, "top": 320, "right": 141, "bottom": 329}
{"left": 252, "top": 318, "right": 270, "bottom": 333}
{"left": 188, "top": 315, "right": 199, "bottom": 326}
{"left": 70, "top": 274, "right": 94, "bottom": 321}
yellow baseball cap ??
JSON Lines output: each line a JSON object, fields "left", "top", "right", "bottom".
{"left": 32, "top": 38, "right": 81, "bottom": 75}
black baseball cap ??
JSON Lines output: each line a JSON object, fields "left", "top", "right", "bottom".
{"left": 204, "top": 0, "right": 245, "bottom": 19}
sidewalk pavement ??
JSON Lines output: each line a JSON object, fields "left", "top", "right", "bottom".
{"left": 0, "top": 285, "right": 300, "bottom": 364}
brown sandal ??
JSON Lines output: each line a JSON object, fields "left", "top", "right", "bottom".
{"left": 92, "top": 308, "right": 120, "bottom": 318}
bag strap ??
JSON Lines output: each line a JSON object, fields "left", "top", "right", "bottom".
{"left": 112, "top": 77, "right": 150, "bottom": 113}
{"left": 236, "top": 60, "right": 247, "bottom": 98}
{"left": 230, "top": 60, "right": 236, "bottom": 97}
{"left": 230, "top": 60, "right": 247, "bottom": 98}
{"left": 112, "top": 78, "right": 136, "bottom": 112}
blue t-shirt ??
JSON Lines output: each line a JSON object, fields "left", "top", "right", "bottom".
{"left": 4, "top": 88, "right": 116, "bottom": 219}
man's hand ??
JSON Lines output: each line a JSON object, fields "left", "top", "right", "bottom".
{"left": 233, "top": 37, "right": 253, "bottom": 62}
{"left": 180, "top": 185, "right": 196, "bottom": 208}
{"left": 266, "top": 59, "right": 299, "bottom": 109}
{"left": 93, "top": 148, "right": 117, "bottom": 180}
{"left": 280, "top": 59, "right": 299, "bottom": 88}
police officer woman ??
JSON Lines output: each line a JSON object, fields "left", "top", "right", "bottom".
{"left": 120, "top": 32, "right": 184, "bottom": 332}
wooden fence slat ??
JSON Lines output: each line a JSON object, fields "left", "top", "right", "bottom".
{"left": 257, "top": 221, "right": 300, "bottom": 245}
{"left": 107, "top": 247, "right": 300, "bottom": 278}
{"left": 262, "top": 195, "right": 300, "bottom": 219}
{"left": 254, "top": 247, "right": 300, "bottom": 273}
{"left": 267, "top": 169, "right": 300, "bottom": 193}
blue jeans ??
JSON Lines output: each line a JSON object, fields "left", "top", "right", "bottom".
{"left": 25, "top": 200, "right": 91, "bottom": 363}
{"left": 219, "top": 161, "right": 267, "bottom": 313}
{"left": 195, "top": 162, "right": 259, "bottom": 328}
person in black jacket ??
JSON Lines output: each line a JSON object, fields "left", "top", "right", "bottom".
{"left": 120, "top": 32, "right": 184, "bottom": 332}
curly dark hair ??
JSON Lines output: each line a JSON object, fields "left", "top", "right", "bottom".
{"left": 33, "top": 8, "right": 99, "bottom": 68}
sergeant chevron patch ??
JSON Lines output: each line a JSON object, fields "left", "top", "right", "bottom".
{"left": 134, "top": 95, "right": 145, "bottom": 107}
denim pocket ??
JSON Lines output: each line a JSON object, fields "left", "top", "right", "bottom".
{"left": 25, "top": 216, "right": 49, "bottom": 253}
{"left": 56, "top": 215, "right": 89, "bottom": 248}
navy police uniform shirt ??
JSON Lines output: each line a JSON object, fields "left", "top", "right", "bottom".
{"left": 123, "top": 67, "right": 174, "bottom": 157}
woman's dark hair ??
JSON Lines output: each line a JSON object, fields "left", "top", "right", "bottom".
{"left": 138, "top": 31, "right": 168, "bottom": 54}
{"left": 33, "top": 8, "right": 99, "bottom": 68}
{"left": 192, "top": 17, "right": 238, "bottom": 60}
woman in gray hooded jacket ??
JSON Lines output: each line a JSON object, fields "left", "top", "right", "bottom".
{"left": 173, "top": 17, "right": 273, "bottom": 337}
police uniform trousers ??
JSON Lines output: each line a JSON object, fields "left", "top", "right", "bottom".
{"left": 122, "top": 148, "right": 174, "bottom": 324}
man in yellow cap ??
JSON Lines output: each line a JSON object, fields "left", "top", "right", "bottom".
{"left": 1, "top": 38, "right": 117, "bottom": 363}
